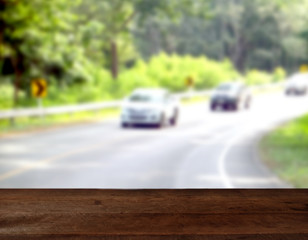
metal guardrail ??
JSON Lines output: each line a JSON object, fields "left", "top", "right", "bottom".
{"left": 0, "top": 83, "right": 284, "bottom": 120}
{"left": 0, "top": 101, "right": 121, "bottom": 120}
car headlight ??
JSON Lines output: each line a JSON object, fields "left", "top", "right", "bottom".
{"left": 148, "top": 109, "right": 160, "bottom": 116}
{"left": 121, "top": 108, "right": 131, "bottom": 115}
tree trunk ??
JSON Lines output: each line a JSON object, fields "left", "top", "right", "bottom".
{"left": 12, "top": 57, "right": 21, "bottom": 108}
{"left": 13, "top": 67, "right": 21, "bottom": 108}
{"left": 111, "top": 41, "right": 118, "bottom": 80}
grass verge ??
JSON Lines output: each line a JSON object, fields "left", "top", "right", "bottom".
{"left": 0, "top": 108, "right": 120, "bottom": 137}
{"left": 259, "top": 114, "right": 308, "bottom": 188}
{"left": 181, "top": 95, "right": 209, "bottom": 105}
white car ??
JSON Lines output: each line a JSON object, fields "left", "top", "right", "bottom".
{"left": 121, "top": 88, "right": 180, "bottom": 128}
{"left": 285, "top": 74, "right": 308, "bottom": 95}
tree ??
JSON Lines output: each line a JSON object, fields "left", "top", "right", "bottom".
{"left": 77, "top": 0, "right": 210, "bottom": 79}
{"left": 133, "top": 0, "right": 308, "bottom": 73}
{"left": 0, "top": 0, "right": 80, "bottom": 105}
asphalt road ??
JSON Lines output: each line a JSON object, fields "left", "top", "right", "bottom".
{"left": 1, "top": 92, "right": 308, "bottom": 188}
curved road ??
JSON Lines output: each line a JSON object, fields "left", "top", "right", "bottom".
{"left": 1, "top": 92, "right": 308, "bottom": 188}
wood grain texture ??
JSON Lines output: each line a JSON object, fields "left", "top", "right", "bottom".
{"left": 0, "top": 190, "right": 307, "bottom": 239}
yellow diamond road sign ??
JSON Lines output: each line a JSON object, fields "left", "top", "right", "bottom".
{"left": 31, "top": 79, "right": 47, "bottom": 98}
{"left": 300, "top": 64, "right": 308, "bottom": 73}
{"left": 185, "top": 76, "right": 194, "bottom": 87}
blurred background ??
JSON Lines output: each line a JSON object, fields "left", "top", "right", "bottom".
{"left": 0, "top": 0, "right": 307, "bottom": 188}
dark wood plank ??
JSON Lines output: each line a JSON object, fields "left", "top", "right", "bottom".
{"left": 0, "top": 190, "right": 307, "bottom": 239}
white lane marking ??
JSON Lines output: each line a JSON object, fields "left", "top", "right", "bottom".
{"left": 190, "top": 133, "right": 230, "bottom": 146}
{"left": 217, "top": 121, "right": 286, "bottom": 188}
{"left": 175, "top": 122, "right": 251, "bottom": 188}
{"left": 217, "top": 129, "right": 252, "bottom": 188}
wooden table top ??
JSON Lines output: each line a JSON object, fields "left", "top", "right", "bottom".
{"left": 0, "top": 189, "right": 307, "bottom": 239}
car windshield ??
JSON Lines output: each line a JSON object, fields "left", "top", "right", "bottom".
{"left": 129, "top": 93, "right": 164, "bottom": 103}
{"left": 217, "top": 84, "right": 240, "bottom": 92}
{"left": 217, "top": 84, "right": 232, "bottom": 91}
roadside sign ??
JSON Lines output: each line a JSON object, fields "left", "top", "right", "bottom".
{"left": 185, "top": 76, "right": 194, "bottom": 87}
{"left": 31, "top": 79, "right": 47, "bottom": 98}
{"left": 299, "top": 64, "right": 308, "bottom": 73}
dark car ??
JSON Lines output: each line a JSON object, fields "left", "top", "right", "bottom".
{"left": 210, "top": 82, "right": 251, "bottom": 111}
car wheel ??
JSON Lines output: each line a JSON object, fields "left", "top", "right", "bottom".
{"left": 170, "top": 109, "right": 179, "bottom": 126}
{"left": 210, "top": 103, "right": 216, "bottom": 111}
{"left": 156, "top": 114, "right": 165, "bottom": 128}
{"left": 285, "top": 90, "right": 291, "bottom": 96}
{"left": 224, "top": 104, "right": 230, "bottom": 111}
{"left": 233, "top": 102, "right": 239, "bottom": 111}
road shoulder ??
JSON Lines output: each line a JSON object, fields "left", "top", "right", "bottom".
{"left": 259, "top": 114, "right": 308, "bottom": 188}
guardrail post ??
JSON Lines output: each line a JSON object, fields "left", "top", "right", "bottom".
{"left": 37, "top": 98, "right": 45, "bottom": 121}
{"left": 9, "top": 117, "right": 15, "bottom": 126}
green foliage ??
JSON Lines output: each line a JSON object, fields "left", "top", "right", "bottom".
{"left": 0, "top": 53, "right": 284, "bottom": 110}
{"left": 115, "top": 53, "right": 239, "bottom": 95}
{"left": 0, "top": 65, "right": 114, "bottom": 109}
{"left": 0, "top": 0, "right": 305, "bottom": 110}
{"left": 267, "top": 115, "right": 308, "bottom": 146}
{"left": 261, "top": 114, "right": 308, "bottom": 188}
{"left": 134, "top": 0, "right": 308, "bottom": 73}
{"left": 0, "top": 84, "right": 14, "bottom": 109}
{"left": 75, "top": 0, "right": 203, "bottom": 78}
{"left": 273, "top": 67, "right": 286, "bottom": 82}
{"left": 0, "top": 0, "right": 89, "bottom": 93}
{"left": 245, "top": 70, "right": 274, "bottom": 85}
{"left": 245, "top": 67, "right": 285, "bottom": 85}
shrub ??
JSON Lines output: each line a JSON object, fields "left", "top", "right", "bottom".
{"left": 117, "top": 53, "right": 240, "bottom": 94}
{"left": 0, "top": 53, "right": 287, "bottom": 109}
{"left": 245, "top": 69, "right": 273, "bottom": 85}
{"left": 0, "top": 84, "right": 14, "bottom": 109}
{"left": 272, "top": 67, "right": 286, "bottom": 82}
